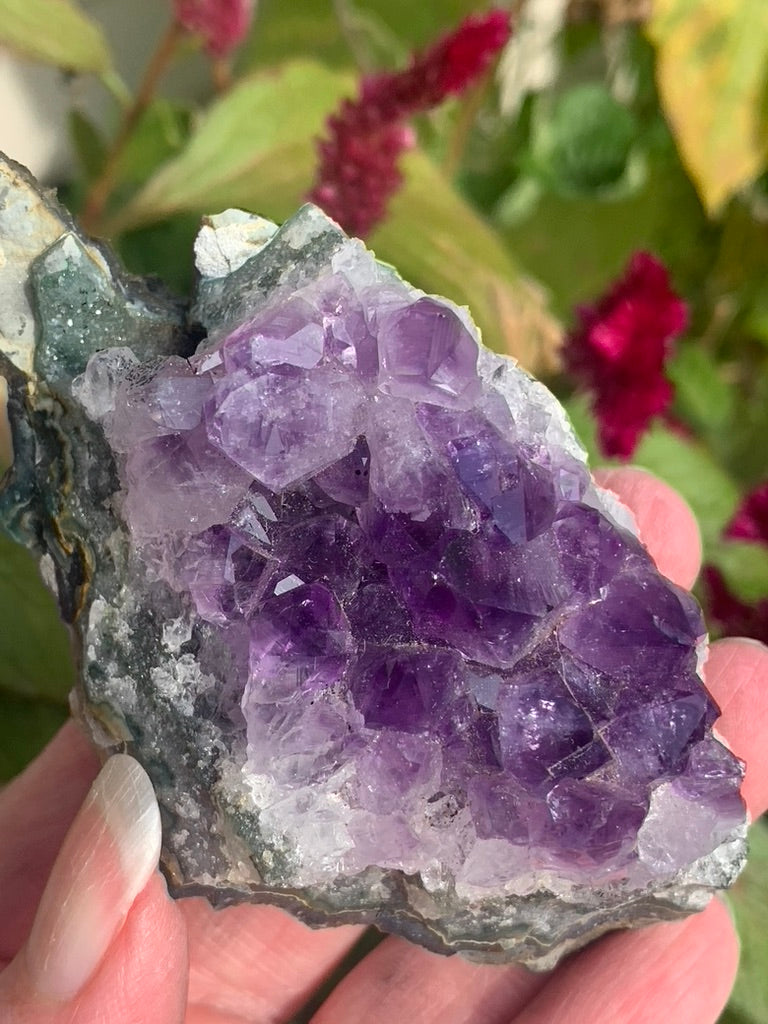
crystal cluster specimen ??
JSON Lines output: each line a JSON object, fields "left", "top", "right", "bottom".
{"left": 0, "top": 157, "right": 747, "bottom": 967}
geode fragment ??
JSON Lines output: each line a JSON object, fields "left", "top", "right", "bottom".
{"left": 0, "top": 155, "right": 747, "bottom": 968}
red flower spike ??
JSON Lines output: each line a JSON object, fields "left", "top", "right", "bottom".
{"left": 703, "top": 480, "right": 768, "bottom": 644}
{"left": 702, "top": 566, "right": 768, "bottom": 645}
{"left": 564, "top": 252, "right": 687, "bottom": 459}
{"left": 308, "top": 10, "right": 511, "bottom": 237}
{"left": 174, "top": 0, "right": 255, "bottom": 58}
{"left": 725, "top": 481, "right": 768, "bottom": 542}
{"left": 433, "top": 9, "right": 511, "bottom": 95}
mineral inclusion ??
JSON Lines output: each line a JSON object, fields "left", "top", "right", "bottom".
{"left": 0, "top": 157, "right": 747, "bottom": 967}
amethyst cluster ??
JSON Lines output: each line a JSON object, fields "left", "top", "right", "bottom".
{"left": 0, "top": 153, "right": 747, "bottom": 966}
{"left": 75, "top": 211, "right": 745, "bottom": 909}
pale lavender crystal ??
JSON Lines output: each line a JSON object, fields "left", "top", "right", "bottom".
{"left": 79, "top": 218, "right": 745, "bottom": 920}
{"left": 376, "top": 297, "right": 481, "bottom": 408}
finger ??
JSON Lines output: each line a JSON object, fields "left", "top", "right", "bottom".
{"left": 0, "top": 755, "right": 187, "bottom": 1023}
{"left": 183, "top": 898, "right": 365, "bottom": 1024}
{"left": 593, "top": 466, "right": 702, "bottom": 588}
{"left": 309, "top": 471, "right": 731, "bottom": 1024}
{"left": 0, "top": 720, "right": 100, "bottom": 963}
{"left": 703, "top": 637, "right": 768, "bottom": 819}
{"left": 509, "top": 897, "right": 738, "bottom": 1024}
{"left": 309, "top": 936, "right": 545, "bottom": 1024}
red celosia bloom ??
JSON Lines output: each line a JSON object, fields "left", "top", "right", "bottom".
{"left": 308, "top": 10, "right": 511, "bottom": 237}
{"left": 703, "top": 481, "right": 768, "bottom": 644}
{"left": 563, "top": 252, "right": 687, "bottom": 459}
{"left": 174, "top": 0, "right": 255, "bottom": 57}
{"left": 726, "top": 480, "right": 768, "bottom": 542}
{"left": 702, "top": 566, "right": 768, "bottom": 644}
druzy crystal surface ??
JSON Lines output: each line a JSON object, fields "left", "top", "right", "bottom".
{"left": 0, "top": 158, "right": 747, "bottom": 967}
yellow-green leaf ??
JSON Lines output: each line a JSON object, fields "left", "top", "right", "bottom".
{"left": 0, "top": 0, "right": 112, "bottom": 73}
{"left": 108, "top": 61, "right": 354, "bottom": 235}
{"left": 370, "top": 152, "right": 561, "bottom": 372}
{"left": 647, "top": 0, "right": 768, "bottom": 214}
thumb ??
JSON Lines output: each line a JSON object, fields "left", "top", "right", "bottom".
{"left": 0, "top": 754, "right": 188, "bottom": 1022}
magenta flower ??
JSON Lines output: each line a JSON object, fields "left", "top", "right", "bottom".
{"left": 563, "top": 252, "right": 687, "bottom": 459}
{"left": 174, "top": 0, "right": 255, "bottom": 58}
{"left": 726, "top": 481, "right": 768, "bottom": 542}
{"left": 308, "top": 10, "right": 511, "bottom": 237}
{"left": 703, "top": 482, "right": 768, "bottom": 644}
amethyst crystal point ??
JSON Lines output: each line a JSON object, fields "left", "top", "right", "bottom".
{"left": 0, "top": 170, "right": 747, "bottom": 968}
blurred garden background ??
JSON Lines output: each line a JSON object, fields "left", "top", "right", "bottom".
{"left": 0, "top": 1, "right": 767, "bottom": 1019}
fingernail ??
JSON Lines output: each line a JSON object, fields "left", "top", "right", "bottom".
{"left": 25, "top": 754, "right": 161, "bottom": 1002}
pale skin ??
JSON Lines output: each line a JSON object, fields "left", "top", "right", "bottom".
{"left": 0, "top": 466, "right": 767, "bottom": 1024}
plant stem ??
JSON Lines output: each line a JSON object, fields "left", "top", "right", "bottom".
{"left": 81, "top": 19, "right": 185, "bottom": 236}
{"left": 211, "top": 57, "right": 233, "bottom": 93}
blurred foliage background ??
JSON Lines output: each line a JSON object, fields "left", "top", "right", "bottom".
{"left": 1, "top": 1, "right": 767, "bottom": 1019}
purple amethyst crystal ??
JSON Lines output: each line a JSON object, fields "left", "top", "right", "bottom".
{"left": 3, "top": 182, "right": 744, "bottom": 968}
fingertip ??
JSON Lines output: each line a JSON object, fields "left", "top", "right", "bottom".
{"left": 704, "top": 637, "right": 768, "bottom": 819}
{"left": 593, "top": 466, "right": 702, "bottom": 589}
{"left": 21, "top": 754, "right": 161, "bottom": 1003}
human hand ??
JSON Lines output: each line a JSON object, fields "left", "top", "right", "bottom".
{"left": 1, "top": 467, "right": 766, "bottom": 1024}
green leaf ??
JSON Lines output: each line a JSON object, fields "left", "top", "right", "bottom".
{"left": 719, "top": 1005, "right": 758, "bottom": 1024}
{"left": 0, "top": 0, "right": 112, "bottom": 73}
{"left": 331, "top": 0, "right": 410, "bottom": 72}
{"left": 667, "top": 345, "right": 735, "bottom": 434}
{"left": 240, "top": 0, "right": 356, "bottom": 71}
{"left": 0, "top": 690, "right": 67, "bottom": 781}
{"left": 544, "top": 84, "right": 637, "bottom": 195}
{"left": 69, "top": 111, "right": 107, "bottom": 181}
{"left": 348, "top": 0, "right": 487, "bottom": 51}
{"left": 107, "top": 61, "right": 354, "bottom": 234}
{"left": 632, "top": 425, "right": 740, "bottom": 549}
{"left": 710, "top": 367, "right": 768, "bottom": 488}
{"left": 369, "top": 151, "right": 562, "bottom": 372}
{"left": 708, "top": 541, "right": 768, "bottom": 604}
{"left": 720, "top": 819, "right": 768, "bottom": 1024}
{"left": 501, "top": 120, "right": 714, "bottom": 320}
{"left": 116, "top": 101, "right": 192, "bottom": 190}
{"left": 242, "top": 0, "right": 485, "bottom": 72}
{"left": 647, "top": 0, "right": 768, "bottom": 214}
{"left": 0, "top": 532, "right": 75, "bottom": 703}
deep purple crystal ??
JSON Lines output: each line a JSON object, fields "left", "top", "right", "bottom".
{"left": 84, "top": 255, "right": 744, "bottom": 893}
